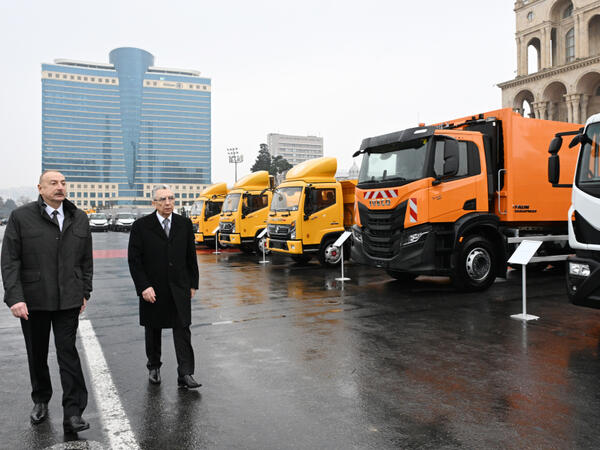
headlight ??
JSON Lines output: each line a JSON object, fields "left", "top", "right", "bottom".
{"left": 231, "top": 222, "right": 236, "bottom": 233}
{"left": 290, "top": 221, "right": 296, "bottom": 239}
{"left": 403, "top": 231, "right": 429, "bottom": 246}
{"left": 352, "top": 226, "right": 362, "bottom": 243}
{"left": 569, "top": 262, "right": 591, "bottom": 277}
{"left": 193, "top": 223, "right": 199, "bottom": 233}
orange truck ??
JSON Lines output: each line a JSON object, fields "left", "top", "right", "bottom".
{"left": 351, "top": 108, "right": 580, "bottom": 291}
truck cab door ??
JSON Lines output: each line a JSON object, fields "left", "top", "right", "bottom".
{"left": 303, "top": 186, "right": 339, "bottom": 245}
{"left": 428, "top": 139, "right": 484, "bottom": 222}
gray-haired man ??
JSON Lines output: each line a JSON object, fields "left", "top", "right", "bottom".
{"left": 127, "top": 185, "right": 201, "bottom": 388}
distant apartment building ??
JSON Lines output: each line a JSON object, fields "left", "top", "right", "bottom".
{"left": 42, "top": 47, "right": 211, "bottom": 208}
{"left": 267, "top": 133, "right": 323, "bottom": 166}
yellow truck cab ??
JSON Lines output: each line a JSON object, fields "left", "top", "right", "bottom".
{"left": 191, "top": 182, "right": 228, "bottom": 246}
{"left": 218, "top": 171, "right": 273, "bottom": 254}
{"left": 266, "top": 156, "right": 356, "bottom": 266}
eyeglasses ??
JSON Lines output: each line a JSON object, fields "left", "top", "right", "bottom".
{"left": 155, "top": 195, "right": 175, "bottom": 202}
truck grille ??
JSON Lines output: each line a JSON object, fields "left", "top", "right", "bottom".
{"left": 220, "top": 222, "right": 234, "bottom": 233}
{"left": 268, "top": 224, "right": 291, "bottom": 239}
{"left": 358, "top": 201, "right": 407, "bottom": 258}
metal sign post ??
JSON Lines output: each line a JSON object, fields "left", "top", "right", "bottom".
{"left": 212, "top": 226, "right": 221, "bottom": 255}
{"left": 257, "top": 228, "right": 269, "bottom": 264}
{"left": 334, "top": 231, "right": 352, "bottom": 282}
{"left": 508, "top": 240, "right": 543, "bottom": 321}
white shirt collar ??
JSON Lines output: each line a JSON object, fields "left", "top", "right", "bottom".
{"left": 44, "top": 202, "right": 64, "bottom": 217}
{"left": 156, "top": 211, "right": 172, "bottom": 225}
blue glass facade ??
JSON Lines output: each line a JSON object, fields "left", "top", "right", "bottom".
{"left": 41, "top": 47, "right": 211, "bottom": 207}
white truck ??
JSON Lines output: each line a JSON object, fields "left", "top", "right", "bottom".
{"left": 548, "top": 114, "right": 600, "bottom": 305}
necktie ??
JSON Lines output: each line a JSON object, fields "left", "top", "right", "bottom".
{"left": 51, "top": 210, "right": 60, "bottom": 229}
{"left": 163, "top": 218, "right": 170, "bottom": 237}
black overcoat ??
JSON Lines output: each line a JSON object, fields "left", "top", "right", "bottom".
{"left": 127, "top": 212, "right": 199, "bottom": 328}
{"left": 1, "top": 196, "right": 93, "bottom": 311}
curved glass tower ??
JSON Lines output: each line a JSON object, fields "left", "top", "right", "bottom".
{"left": 41, "top": 47, "right": 211, "bottom": 207}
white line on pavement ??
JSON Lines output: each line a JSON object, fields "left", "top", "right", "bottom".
{"left": 79, "top": 319, "right": 140, "bottom": 450}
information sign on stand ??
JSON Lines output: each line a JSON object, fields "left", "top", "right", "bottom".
{"left": 334, "top": 231, "right": 352, "bottom": 282}
{"left": 508, "top": 240, "right": 543, "bottom": 321}
{"left": 257, "top": 228, "right": 269, "bottom": 264}
{"left": 212, "top": 226, "right": 221, "bottom": 255}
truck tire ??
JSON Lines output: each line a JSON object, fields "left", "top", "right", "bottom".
{"left": 291, "top": 254, "right": 312, "bottom": 264}
{"left": 386, "top": 270, "right": 417, "bottom": 283}
{"left": 318, "top": 237, "right": 342, "bottom": 266}
{"left": 452, "top": 235, "right": 497, "bottom": 291}
{"left": 254, "top": 232, "right": 271, "bottom": 255}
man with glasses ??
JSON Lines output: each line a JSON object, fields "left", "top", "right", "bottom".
{"left": 128, "top": 185, "right": 201, "bottom": 388}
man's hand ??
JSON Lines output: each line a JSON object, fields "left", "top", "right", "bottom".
{"left": 80, "top": 298, "right": 87, "bottom": 314}
{"left": 142, "top": 287, "right": 157, "bottom": 303}
{"left": 10, "top": 302, "right": 29, "bottom": 320}
{"left": 190, "top": 289, "right": 196, "bottom": 299}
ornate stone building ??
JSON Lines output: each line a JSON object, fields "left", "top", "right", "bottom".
{"left": 499, "top": 0, "right": 600, "bottom": 123}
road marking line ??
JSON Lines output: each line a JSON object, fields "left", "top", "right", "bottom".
{"left": 79, "top": 319, "right": 140, "bottom": 450}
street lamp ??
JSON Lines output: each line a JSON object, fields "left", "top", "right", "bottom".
{"left": 227, "top": 147, "right": 243, "bottom": 182}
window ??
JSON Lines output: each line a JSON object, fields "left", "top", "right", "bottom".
{"left": 566, "top": 28, "right": 575, "bottom": 62}
{"left": 69, "top": 192, "right": 74, "bottom": 197}
{"left": 48, "top": 73, "right": 52, "bottom": 78}
{"left": 527, "top": 11, "right": 534, "bottom": 21}
{"left": 305, "top": 188, "right": 336, "bottom": 214}
{"left": 563, "top": 4, "right": 573, "bottom": 18}
{"left": 77, "top": 192, "right": 81, "bottom": 198}
{"left": 77, "top": 76, "right": 81, "bottom": 80}
{"left": 90, "top": 193, "right": 96, "bottom": 198}
{"left": 433, "top": 140, "right": 481, "bottom": 179}
{"left": 205, "top": 201, "right": 222, "bottom": 219}
{"left": 243, "top": 194, "right": 269, "bottom": 214}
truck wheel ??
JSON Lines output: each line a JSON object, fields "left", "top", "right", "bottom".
{"left": 386, "top": 270, "right": 417, "bottom": 283}
{"left": 255, "top": 233, "right": 271, "bottom": 255}
{"left": 319, "top": 237, "right": 342, "bottom": 266}
{"left": 291, "top": 254, "right": 312, "bottom": 264}
{"left": 452, "top": 235, "right": 496, "bottom": 291}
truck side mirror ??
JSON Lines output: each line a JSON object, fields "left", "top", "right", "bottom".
{"left": 548, "top": 155, "right": 560, "bottom": 185}
{"left": 443, "top": 139, "right": 459, "bottom": 177}
{"left": 548, "top": 136, "right": 563, "bottom": 155}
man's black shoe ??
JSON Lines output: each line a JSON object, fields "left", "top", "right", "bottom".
{"left": 30, "top": 403, "right": 48, "bottom": 425}
{"left": 63, "top": 416, "right": 89, "bottom": 433}
{"left": 149, "top": 368, "right": 161, "bottom": 385}
{"left": 177, "top": 374, "right": 201, "bottom": 389}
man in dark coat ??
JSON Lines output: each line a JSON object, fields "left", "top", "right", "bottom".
{"left": 1, "top": 170, "right": 93, "bottom": 433}
{"left": 128, "top": 185, "right": 201, "bottom": 388}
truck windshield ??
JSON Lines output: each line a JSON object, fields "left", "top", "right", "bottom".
{"left": 358, "top": 140, "right": 428, "bottom": 184}
{"left": 191, "top": 200, "right": 204, "bottom": 216}
{"left": 271, "top": 187, "right": 303, "bottom": 211}
{"left": 577, "top": 122, "right": 600, "bottom": 196}
{"left": 222, "top": 193, "right": 241, "bottom": 212}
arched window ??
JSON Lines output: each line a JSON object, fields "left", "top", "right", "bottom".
{"left": 595, "top": 85, "right": 600, "bottom": 96}
{"left": 566, "top": 28, "right": 575, "bottom": 62}
{"left": 563, "top": 4, "right": 573, "bottom": 19}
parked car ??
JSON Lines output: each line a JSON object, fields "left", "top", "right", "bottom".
{"left": 88, "top": 213, "right": 110, "bottom": 232}
{"left": 111, "top": 212, "right": 136, "bottom": 231}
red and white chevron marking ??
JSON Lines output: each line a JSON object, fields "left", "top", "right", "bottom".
{"left": 363, "top": 189, "right": 399, "bottom": 200}
{"left": 408, "top": 198, "right": 418, "bottom": 222}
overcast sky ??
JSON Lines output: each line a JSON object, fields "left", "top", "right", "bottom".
{"left": 0, "top": 0, "right": 516, "bottom": 190}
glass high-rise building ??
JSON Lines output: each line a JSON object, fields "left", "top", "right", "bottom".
{"left": 42, "top": 47, "right": 211, "bottom": 208}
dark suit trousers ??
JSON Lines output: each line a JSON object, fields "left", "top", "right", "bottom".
{"left": 20, "top": 308, "right": 88, "bottom": 418}
{"left": 145, "top": 326, "right": 195, "bottom": 377}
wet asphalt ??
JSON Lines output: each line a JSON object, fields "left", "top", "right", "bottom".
{"left": 1, "top": 226, "right": 600, "bottom": 449}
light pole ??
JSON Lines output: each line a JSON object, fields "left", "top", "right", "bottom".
{"left": 227, "top": 147, "right": 243, "bottom": 182}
